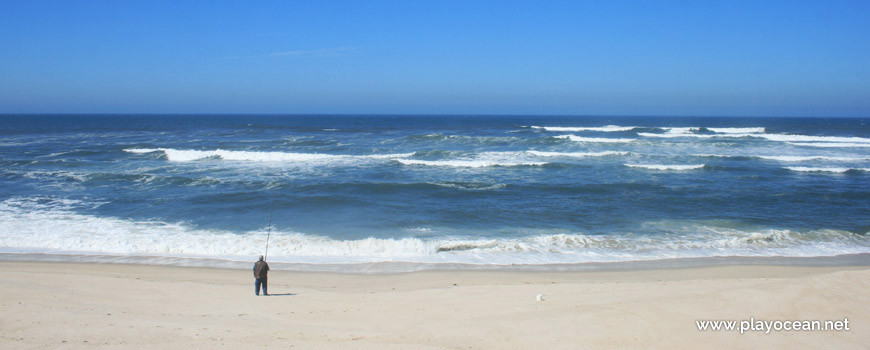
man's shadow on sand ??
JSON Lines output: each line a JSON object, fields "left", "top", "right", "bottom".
{"left": 264, "top": 293, "right": 296, "bottom": 296}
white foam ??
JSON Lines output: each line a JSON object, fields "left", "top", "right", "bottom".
{"left": 653, "top": 127, "right": 764, "bottom": 135}
{"left": 395, "top": 151, "right": 571, "bottom": 168}
{"left": 638, "top": 132, "right": 718, "bottom": 139}
{"left": 785, "top": 167, "right": 869, "bottom": 173}
{"left": 554, "top": 135, "right": 636, "bottom": 143}
{"left": 526, "top": 151, "right": 629, "bottom": 158}
{"left": 641, "top": 132, "right": 870, "bottom": 145}
{"left": 412, "top": 150, "right": 627, "bottom": 168}
{"left": 662, "top": 127, "right": 701, "bottom": 134}
{"left": 758, "top": 134, "right": 870, "bottom": 143}
{"left": 531, "top": 125, "right": 636, "bottom": 132}
{"left": 625, "top": 164, "right": 706, "bottom": 171}
{"left": 395, "top": 159, "right": 547, "bottom": 168}
{"left": 534, "top": 125, "right": 763, "bottom": 135}
{"left": 358, "top": 153, "right": 416, "bottom": 159}
{"left": 1, "top": 198, "right": 868, "bottom": 266}
{"left": 788, "top": 142, "right": 870, "bottom": 148}
{"left": 756, "top": 155, "right": 870, "bottom": 162}
{"left": 692, "top": 154, "right": 870, "bottom": 162}
{"left": 125, "top": 148, "right": 414, "bottom": 163}
{"left": 707, "top": 127, "right": 766, "bottom": 134}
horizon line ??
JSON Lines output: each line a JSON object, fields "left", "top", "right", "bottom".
{"left": 0, "top": 112, "right": 862, "bottom": 119}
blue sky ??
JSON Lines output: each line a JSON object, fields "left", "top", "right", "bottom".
{"left": 1, "top": 0, "right": 868, "bottom": 116}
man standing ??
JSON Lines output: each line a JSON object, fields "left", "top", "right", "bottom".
{"left": 253, "top": 255, "right": 270, "bottom": 296}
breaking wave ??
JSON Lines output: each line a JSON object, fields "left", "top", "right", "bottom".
{"left": 757, "top": 155, "right": 869, "bottom": 162}
{"left": 639, "top": 131, "right": 870, "bottom": 146}
{"left": 395, "top": 159, "right": 548, "bottom": 168}
{"left": 554, "top": 135, "right": 636, "bottom": 143}
{"left": 707, "top": 127, "right": 766, "bottom": 134}
{"left": 694, "top": 154, "right": 870, "bottom": 162}
{"left": 530, "top": 126, "right": 765, "bottom": 134}
{"left": 1, "top": 197, "right": 867, "bottom": 266}
{"left": 526, "top": 151, "right": 629, "bottom": 157}
{"left": 788, "top": 142, "right": 870, "bottom": 148}
{"left": 639, "top": 132, "right": 731, "bottom": 139}
{"left": 625, "top": 164, "right": 706, "bottom": 171}
{"left": 785, "top": 167, "right": 870, "bottom": 173}
{"left": 759, "top": 134, "right": 870, "bottom": 143}
{"left": 125, "top": 148, "right": 414, "bottom": 163}
{"left": 531, "top": 125, "right": 637, "bottom": 132}
{"left": 393, "top": 150, "right": 626, "bottom": 168}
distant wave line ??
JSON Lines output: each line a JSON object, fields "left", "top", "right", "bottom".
{"left": 640, "top": 132, "right": 870, "bottom": 144}
{"left": 785, "top": 167, "right": 870, "bottom": 173}
{"left": 531, "top": 125, "right": 637, "bottom": 132}
{"left": 125, "top": 148, "right": 414, "bottom": 162}
{"left": 788, "top": 142, "right": 870, "bottom": 148}
{"left": 525, "top": 151, "right": 629, "bottom": 157}
{"left": 394, "top": 159, "right": 548, "bottom": 168}
{"left": 624, "top": 164, "right": 706, "bottom": 171}
{"left": 532, "top": 126, "right": 766, "bottom": 134}
{"left": 554, "top": 135, "right": 636, "bottom": 143}
{"left": 693, "top": 154, "right": 870, "bottom": 162}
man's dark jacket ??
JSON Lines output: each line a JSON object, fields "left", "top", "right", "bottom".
{"left": 253, "top": 260, "right": 269, "bottom": 279}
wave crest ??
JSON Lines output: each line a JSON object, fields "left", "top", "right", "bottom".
{"left": 788, "top": 142, "right": 870, "bottom": 148}
{"left": 554, "top": 135, "right": 636, "bottom": 143}
{"left": 125, "top": 148, "right": 414, "bottom": 163}
{"left": 395, "top": 159, "right": 547, "bottom": 168}
{"left": 532, "top": 125, "right": 636, "bottom": 132}
{"left": 625, "top": 164, "right": 706, "bottom": 171}
{"left": 785, "top": 167, "right": 870, "bottom": 173}
{"left": 526, "top": 151, "right": 628, "bottom": 158}
{"left": 707, "top": 127, "right": 766, "bottom": 134}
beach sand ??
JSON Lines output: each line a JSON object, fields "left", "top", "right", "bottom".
{"left": 1, "top": 261, "right": 867, "bottom": 349}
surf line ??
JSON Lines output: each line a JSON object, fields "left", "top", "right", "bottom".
{"left": 264, "top": 190, "right": 275, "bottom": 260}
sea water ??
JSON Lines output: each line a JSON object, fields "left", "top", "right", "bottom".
{"left": 1, "top": 115, "right": 868, "bottom": 269}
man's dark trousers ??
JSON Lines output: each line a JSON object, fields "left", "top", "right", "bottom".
{"left": 255, "top": 277, "right": 268, "bottom": 296}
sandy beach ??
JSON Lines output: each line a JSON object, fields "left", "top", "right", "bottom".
{"left": 1, "top": 261, "right": 867, "bottom": 349}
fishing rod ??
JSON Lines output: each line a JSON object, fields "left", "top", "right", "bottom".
{"left": 264, "top": 190, "right": 275, "bottom": 260}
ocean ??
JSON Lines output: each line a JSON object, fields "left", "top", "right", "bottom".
{"left": 1, "top": 115, "right": 868, "bottom": 270}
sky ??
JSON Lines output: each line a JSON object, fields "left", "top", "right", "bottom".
{"left": 1, "top": 0, "right": 869, "bottom": 116}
